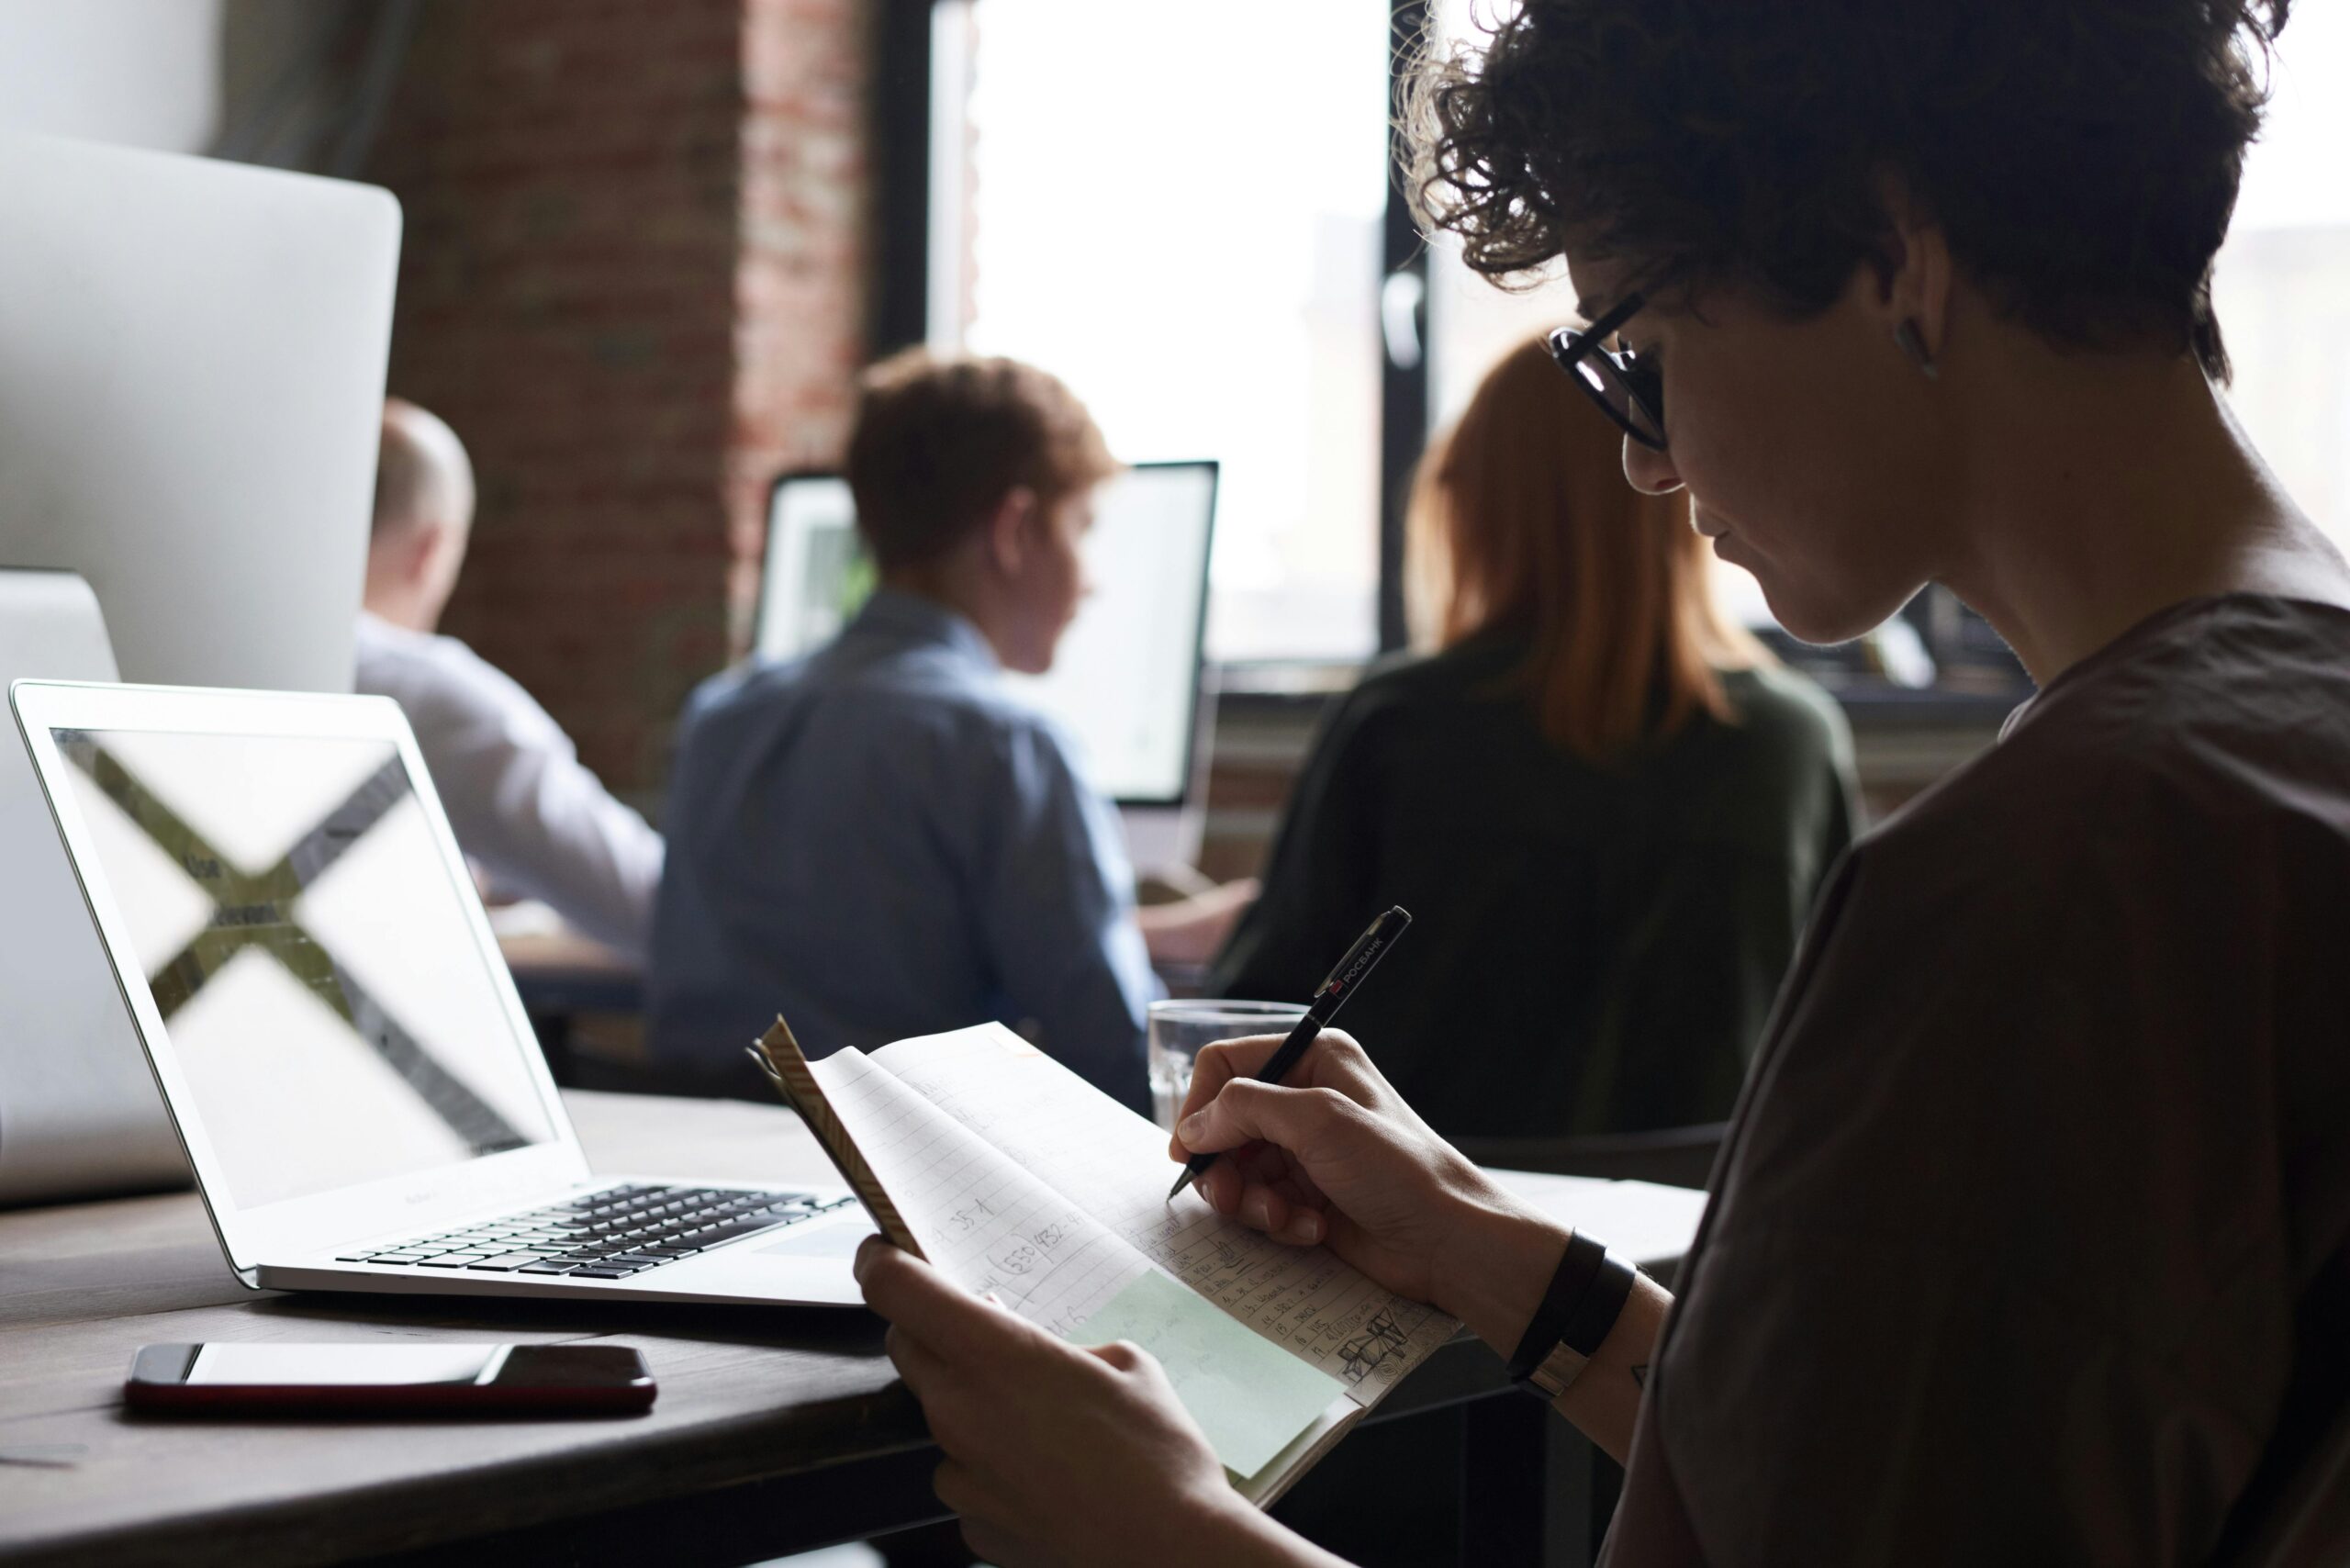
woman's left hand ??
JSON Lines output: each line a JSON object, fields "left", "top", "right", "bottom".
{"left": 856, "top": 1237, "right": 1314, "bottom": 1568}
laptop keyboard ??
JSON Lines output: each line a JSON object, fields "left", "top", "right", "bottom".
{"left": 334, "top": 1182, "right": 857, "bottom": 1280}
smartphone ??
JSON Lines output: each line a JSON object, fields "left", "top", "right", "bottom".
{"left": 124, "top": 1343, "right": 655, "bottom": 1415}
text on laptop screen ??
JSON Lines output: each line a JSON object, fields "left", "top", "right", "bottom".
{"left": 50, "top": 727, "right": 556, "bottom": 1209}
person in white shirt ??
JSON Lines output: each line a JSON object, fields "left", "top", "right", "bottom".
{"left": 355, "top": 398, "right": 664, "bottom": 958}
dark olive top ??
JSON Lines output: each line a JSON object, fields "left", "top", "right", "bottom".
{"left": 1210, "top": 631, "right": 1857, "bottom": 1139}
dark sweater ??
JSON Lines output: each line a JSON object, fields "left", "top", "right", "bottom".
{"left": 1610, "top": 596, "right": 2350, "bottom": 1563}
{"left": 1211, "top": 633, "right": 1856, "bottom": 1138}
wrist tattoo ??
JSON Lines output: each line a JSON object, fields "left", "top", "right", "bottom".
{"left": 1628, "top": 1364, "right": 1648, "bottom": 1388}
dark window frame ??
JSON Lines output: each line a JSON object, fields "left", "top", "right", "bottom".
{"left": 867, "top": 0, "right": 936, "bottom": 363}
{"left": 1378, "top": 0, "right": 1433, "bottom": 655}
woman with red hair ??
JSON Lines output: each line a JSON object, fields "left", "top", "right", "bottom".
{"left": 1213, "top": 336, "right": 1853, "bottom": 1140}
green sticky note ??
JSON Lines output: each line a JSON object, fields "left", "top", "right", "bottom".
{"left": 1072, "top": 1269, "right": 1346, "bottom": 1478}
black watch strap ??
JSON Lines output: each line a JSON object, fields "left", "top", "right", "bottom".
{"left": 1505, "top": 1231, "right": 1606, "bottom": 1385}
{"left": 1561, "top": 1252, "right": 1637, "bottom": 1358}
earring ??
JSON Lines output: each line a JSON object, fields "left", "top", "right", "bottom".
{"left": 1894, "top": 319, "right": 1941, "bottom": 382}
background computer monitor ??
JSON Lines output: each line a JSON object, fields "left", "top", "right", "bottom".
{"left": 0, "top": 135, "right": 399, "bottom": 1204}
{"left": 753, "top": 462, "right": 1220, "bottom": 868}
{"left": 0, "top": 132, "right": 401, "bottom": 692}
{"left": 0, "top": 571, "right": 183, "bottom": 1204}
{"left": 755, "top": 471, "right": 873, "bottom": 668}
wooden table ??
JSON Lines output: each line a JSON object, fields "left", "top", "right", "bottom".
{"left": 0, "top": 1091, "right": 1705, "bottom": 1567}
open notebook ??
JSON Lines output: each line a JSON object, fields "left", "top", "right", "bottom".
{"left": 749, "top": 1019, "right": 1459, "bottom": 1505}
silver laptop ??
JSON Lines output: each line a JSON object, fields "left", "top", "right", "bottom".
{"left": 9, "top": 678, "right": 870, "bottom": 1306}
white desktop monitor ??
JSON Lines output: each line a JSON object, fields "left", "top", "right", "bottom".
{"left": 0, "top": 571, "right": 182, "bottom": 1204}
{"left": 753, "top": 463, "right": 1220, "bottom": 870}
{"left": 0, "top": 132, "right": 401, "bottom": 692}
{"left": 754, "top": 471, "right": 874, "bottom": 667}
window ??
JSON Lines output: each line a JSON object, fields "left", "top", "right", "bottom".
{"left": 1422, "top": 6, "right": 2350, "bottom": 555}
{"left": 925, "top": 0, "right": 1395, "bottom": 663}
{"left": 2212, "top": 8, "right": 2350, "bottom": 546}
{"left": 1416, "top": 3, "right": 2350, "bottom": 682}
{"left": 915, "top": 3, "right": 2337, "bottom": 682}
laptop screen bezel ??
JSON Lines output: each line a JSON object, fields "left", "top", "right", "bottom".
{"left": 8, "top": 679, "right": 590, "bottom": 1280}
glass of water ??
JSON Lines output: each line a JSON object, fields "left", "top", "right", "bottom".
{"left": 1146, "top": 999, "right": 1309, "bottom": 1132}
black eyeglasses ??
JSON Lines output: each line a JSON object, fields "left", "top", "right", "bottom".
{"left": 1546, "top": 292, "right": 1665, "bottom": 451}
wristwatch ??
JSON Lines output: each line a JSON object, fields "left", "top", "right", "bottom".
{"left": 1504, "top": 1231, "right": 1638, "bottom": 1400}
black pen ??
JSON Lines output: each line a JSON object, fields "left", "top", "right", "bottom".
{"left": 1166, "top": 904, "right": 1412, "bottom": 1201}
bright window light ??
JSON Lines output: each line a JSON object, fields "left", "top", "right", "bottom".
{"left": 2213, "top": 8, "right": 2350, "bottom": 545}
{"left": 934, "top": 0, "right": 1393, "bottom": 662}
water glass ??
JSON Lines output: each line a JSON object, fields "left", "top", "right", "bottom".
{"left": 1146, "top": 999, "right": 1308, "bottom": 1131}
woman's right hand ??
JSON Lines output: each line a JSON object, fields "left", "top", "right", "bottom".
{"left": 1168, "top": 1030, "right": 1567, "bottom": 1338}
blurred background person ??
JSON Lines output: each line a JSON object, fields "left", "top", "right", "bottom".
{"left": 1212, "top": 339, "right": 1857, "bottom": 1140}
{"left": 356, "top": 398, "right": 664, "bottom": 959}
{"left": 649, "top": 352, "right": 1159, "bottom": 1110}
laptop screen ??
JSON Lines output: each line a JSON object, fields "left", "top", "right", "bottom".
{"left": 48, "top": 725, "right": 557, "bottom": 1210}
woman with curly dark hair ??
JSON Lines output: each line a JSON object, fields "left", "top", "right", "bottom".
{"left": 853, "top": 3, "right": 2350, "bottom": 1562}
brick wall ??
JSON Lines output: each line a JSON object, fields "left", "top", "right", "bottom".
{"left": 366, "top": 0, "right": 869, "bottom": 811}
{"left": 733, "top": 0, "right": 868, "bottom": 638}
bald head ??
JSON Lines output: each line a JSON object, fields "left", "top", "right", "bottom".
{"left": 364, "top": 399, "right": 476, "bottom": 633}
{"left": 374, "top": 398, "right": 475, "bottom": 542}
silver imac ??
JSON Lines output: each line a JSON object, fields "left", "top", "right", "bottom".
{"left": 0, "top": 572, "right": 181, "bottom": 1204}
{"left": 752, "top": 463, "right": 1221, "bottom": 873}
{"left": 0, "top": 134, "right": 401, "bottom": 1204}
{"left": 0, "top": 131, "right": 401, "bottom": 692}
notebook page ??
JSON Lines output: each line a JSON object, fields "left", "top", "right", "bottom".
{"left": 805, "top": 1046, "right": 1148, "bottom": 1327}
{"left": 807, "top": 1041, "right": 1347, "bottom": 1478}
{"left": 869, "top": 1025, "right": 1457, "bottom": 1401}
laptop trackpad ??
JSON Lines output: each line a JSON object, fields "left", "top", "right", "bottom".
{"left": 757, "top": 1217, "right": 875, "bottom": 1259}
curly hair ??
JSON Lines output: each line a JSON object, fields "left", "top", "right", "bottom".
{"left": 1405, "top": 0, "right": 2288, "bottom": 381}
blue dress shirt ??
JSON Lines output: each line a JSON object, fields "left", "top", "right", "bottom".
{"left": 647, "top": 589, "right": 1155, "bottom": 1111}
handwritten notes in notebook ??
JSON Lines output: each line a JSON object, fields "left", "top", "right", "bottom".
{"left": 801, "top": 1040, "right": 1341, "bottom": 1478}
{"left": 867, "top": 1027, "right": 1457, "bottom": 1394}
{"left": 1072, "top": 1268, "right": 1346, "bottom": 1480}
{"left": 803, "top": 1045, "right": 1150, "bottom": 1331}
{"left": 781, "top": 1022, "right": 1459, "bottom": 1487}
